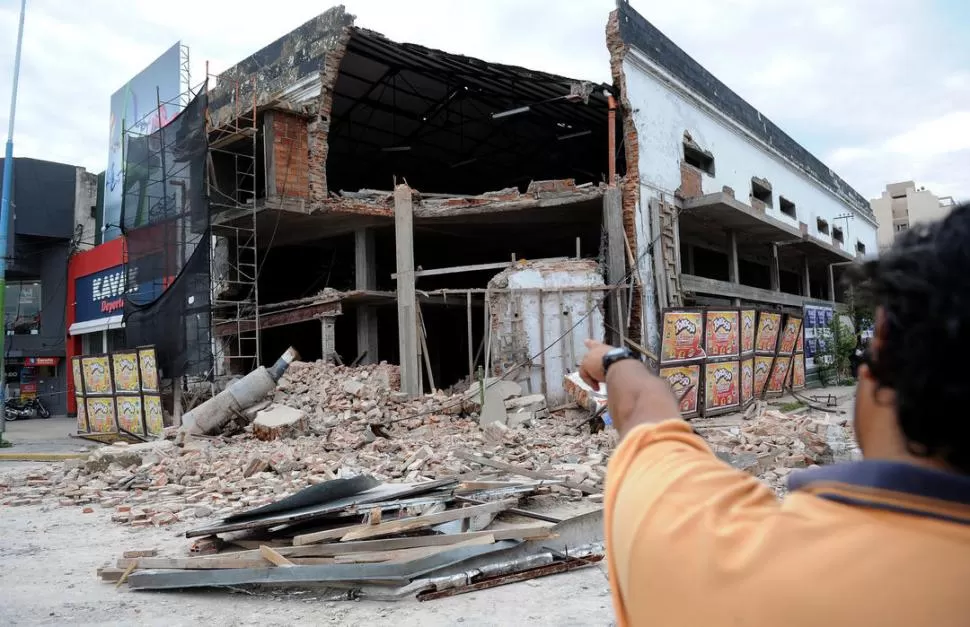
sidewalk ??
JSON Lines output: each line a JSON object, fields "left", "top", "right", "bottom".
{"left": 0, "top": 416, "right": 100, "bottom": 460}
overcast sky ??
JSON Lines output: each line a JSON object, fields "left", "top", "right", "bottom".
{"left": 0, "top": 0, "right": 966, "bottom": 201}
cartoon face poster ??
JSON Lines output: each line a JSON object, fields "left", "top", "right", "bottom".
{"left": 778, "top": 317, "right": 803, "bottom": 355}
{"left": 704, "top": 360, "right": 740, "bottom": 411}
{"left": 767, "top": 357, "right": 792, "bottom": 394}
{"left": 72, "top": 358, "right": 84, "bottom": 395}
{"left": 76, "top": 397, "right": 88, "bottom": 433}
{"left": 792, "top": 353, "right": 806, "bottom": 389}
{"left": 116, "top": 396, "right": 144, "bottom": 435}
{"left": 741, "top": 357, "right": 754, "bottom": 405}
{"left": 741, "top": 310, "right": 756, "bottom": 354}
{"left": 139, "top": 348, "right": 159, "bottom": 392}
{"left": 660, "top": 311, "right": 706, "bottom": 363}
{"left": 754, "top": 356, "right": 773, "bottom": 398}
{"left": 81, "top": 356, "right": 113, "bottom": 395}
{"left": 659, "top": 364, "right": 701, "bottom": 416}
{"left": 112, "top": 352, "right": 140, "bottom": 393}
{"left": 86, "top": 397, "right": 117, "bottom": 434}
{"left": 755, "top": 312, "right": 782, "bottom": 354}
{"left": 795, "top": 325, "right": 804, "bottom": 352}
{"left": 143, "top": 395, "right": 164, "bottom": 436}
{"left": 705, "top": 310, "right": 740, "bottom": 357}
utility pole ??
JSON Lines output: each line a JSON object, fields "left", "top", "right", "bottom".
{"left": 0, "top": 0, "right": 28, "bottom": 442}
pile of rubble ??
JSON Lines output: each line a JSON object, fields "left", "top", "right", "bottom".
{"left": 1, "top": 360, "right": 613, "bottom": 525}
{"left": 701, "top": 406, "right": 859, "bottom": 494}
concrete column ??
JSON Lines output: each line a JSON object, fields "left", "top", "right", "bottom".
{"left": 828, "top": 264, "right": 836, "bottom": 302}
{"left": 603, "top": 186, "right": 626, "bottom": 344}
{"left": 769, "top": 244, "right": 780, "bottom": 292}
{"left": 355, "top": 228, "right": 379, "bottom": 364}
{"left": 320, "top": 317, "right": 336, "bottom": 363}
{"left": 802, "top": 256, "right": 811, "bottom": 297}
{"left": 728, "top": 231, "right": 741, "bottom": 306}
{"left": 394, "top": 185, "right": 420, "bottom": 397}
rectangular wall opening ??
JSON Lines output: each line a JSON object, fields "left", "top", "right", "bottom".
{"left": 751, "top": 178, "right": 772, "bottom": 207}
{"left": 779, "top": 196, "right": 797, "bottom": 219}
{"left": 833, "top": 226, "right": 844, "bottom": 244}
{"left": 683, "top": 142, "right": 715, "bottom": 176}
{"left": 816, "top": 217, "right": 829, "bottom": 235}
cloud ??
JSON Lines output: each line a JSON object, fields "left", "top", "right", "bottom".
{"left": 0, "top": 0, "right": 965, "bottom": 202}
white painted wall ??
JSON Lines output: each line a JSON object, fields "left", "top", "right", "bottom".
{"left": 488, "top": 260, "right": 605, "bottom": 405}
{"left": 622, "top": 50, "right": 878, "bottom": 258}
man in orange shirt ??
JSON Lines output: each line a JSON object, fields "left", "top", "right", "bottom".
{"left": 580, "top": 202, "right": 970, "bottom": 626}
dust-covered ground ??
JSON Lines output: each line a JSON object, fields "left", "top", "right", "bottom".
{"left": 0, "top": 464, "right": 615, "bottom": 627}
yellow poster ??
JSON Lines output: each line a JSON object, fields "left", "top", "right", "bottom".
{"left": 139, "top": 348, "right": 159, "bottom": 393}
{"left": 116, "top": 396, "right": 144, "bottom": 435}
{"left": 143, "top": 395, "right": 164, "bottom": 436}
{"left": 659, "top": 364, "right": 701, "bottom": 416}
{"left": 81, "top": 356, "right": 112, "bottom": 395}
{"left": 767, "top": 357, "right": 792, "bottom": 394}
{"left": 755, "top": 312, "right": 782, "bottom": 354}
{"left": 741, "top": 310, "right": 756, "bottom": 354}
{"left": 112, "top": 352, "right": 140, "bottom": 393}
{"left": 741, "top": 356, "right": 754, "bottom": 405}
{"left": 660, "top": 311, "right": 706, "bottom": 363}
{"left": 704, "top": 360, "right": 740, "bottom": 411}
{"left": 705, "top": 310, "right": 740, "bottom": 357}
{"left": 792, "top": 353, "right": 806, "bottom": 389}
{"left": 72, "top": 358, "right": 84, "bottom": 395}
{"left": 754, "top": 355, "right": 773, "bottom": 398}
{"left": 778, "top": 317, "right": 803, "bottom": 355}
{"left": 86, "top": 397, "right": 117, "bottom": 433}
{"left": 75, "top": 397, "right": 88, "bottom": 432}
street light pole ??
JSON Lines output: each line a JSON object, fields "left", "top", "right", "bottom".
{"left": 0, "top": 0, "right": 28, "bottom": 441}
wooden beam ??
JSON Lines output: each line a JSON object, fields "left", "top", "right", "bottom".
{"left": 681, "top": 273, "right": 835, "bottom": 309}
{"left": 769, "top": 244, "right": 781, "bottom": 292}
{"left": 391, "top": 261, "right": 511, "bottom": 280}
{"left": 260, "top": 545, "right": 295, "bottom": 568}
{"left": 340, "top": 499, "right": 519, "bottom": 542}
{"left": 456, "top": 452, "right": 597, "bottom": 494}
{"left": 333, "top": 535, "right": 496, "bottom": 564}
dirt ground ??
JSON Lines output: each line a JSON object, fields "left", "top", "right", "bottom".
{"left": 0, "top": 461, "right": 614, "bottom": 627}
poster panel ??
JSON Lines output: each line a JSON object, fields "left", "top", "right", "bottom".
{"left": 76, "top": 397, "right": 88, "bottom": 432}
{"left": 81, "top": 356, "right": 113, "bottom": 395}
{"left": 792, "top": 353, "right": 806, "bottom": 389}
{"left": 705, "top": 310, "right": 740, "bottom": 358}
{"left": 116, "top": 396, "right": 145, "bottom": 435}
{"left": 139, "top": 347, "right": 159, "bottom": 393}
{"left": 86, "top": 397, "right": 117, "bottom": 433}
{"left": 741, "top": 356, "right": 754, "bottom": 405}
{"left": 72, "top": 357, "right": 85, "bottom": 396}
{"left": 755, "top": 312, "right": 782, "bottom": 354}
{"left": 779, "top": 317, "right": 803, "bottom": 356}
{"left": 740, "top": 310, "right": 756, "bottom": 355}
{"left": 112, "top": 352, "right": 141, "bottom": 393}
{"left": 754, "top": 355, "right": 773, "bottom": 398}
{"left": 704, "top": 360, "right": 740, "bottom": 413}
{"left": 660, "top": 310, "right": 706, "bottom": 363}
{"left": 767, "top": 356, "right": 792, "bottom": 394}
{"left": 143, "top": 394, "right": 164, "bottom": 436}
{"left": 659, "top": 364, "right": 701, "bottom": 417}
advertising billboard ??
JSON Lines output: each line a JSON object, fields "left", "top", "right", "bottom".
{"left": 102, "top": 42, "right": 183, "bottom": 242}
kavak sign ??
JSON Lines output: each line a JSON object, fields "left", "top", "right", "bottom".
{"left": 75, "top": 265, "right": 139, "bottom": 323}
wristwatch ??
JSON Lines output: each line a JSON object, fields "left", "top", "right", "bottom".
{"left": 602, "top": 346, "right": 640, "bottom": 375}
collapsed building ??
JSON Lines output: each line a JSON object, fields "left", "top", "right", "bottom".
{"left": 200, "top": 1, "right": 875, "bottom": 401}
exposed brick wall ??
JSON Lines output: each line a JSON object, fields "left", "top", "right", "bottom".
{"left": 309, "top": 28, "right": 352, "bottom": 208}
{"left": 607, "top": 11, "right": 643, "bottom": 344}
{"left": 270, "top": 111, "right": 309, "bottom": 199}
{"left": 678, "top": 164, "right": 702, "bottom": 199}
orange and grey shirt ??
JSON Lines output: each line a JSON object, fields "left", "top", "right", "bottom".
{"left": 605, "top": 419, "right": 970, "bottom": 627}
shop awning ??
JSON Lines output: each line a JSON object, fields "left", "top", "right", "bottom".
{"left": 68, "top": 315, "right": 124, "bottom": 336}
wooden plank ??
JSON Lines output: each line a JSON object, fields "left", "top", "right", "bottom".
{"left": 116, "top": 560, "right": 139, "bottom": 589}
{"left": 97, "top": 567, "right": 127, "bottom": 582}
{"left": 122, "top": 549, "right": 158, "bottom": 559}
{"left": 118, "top": 557, "right": 274, "bottom": 570}
{"left": 391, "top": 261, "right": 511, "bottom": 280}
{"left": 456, "top": 452, "right": 597, "bottom": 494}
{"left": 340, "top": 499, "right": 518, "bottom": 542}
{"left": 333, "top": 535, "right": 495, "bottom": 564}
{"left": 466, "top": 291, "right": 474, "bottom": 377}
{"left": 292, "top": 521, "right": 371, "bottom": 546}
{"left": 260, "top": 545, "right": 295, "bottom": 568}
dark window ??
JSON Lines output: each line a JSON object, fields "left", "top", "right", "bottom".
{"left": 4, "top": 281, "right": 42, "bottom": 336}
{"left": 751, "top": 178, "right": 772, "bottom": 206}
{"left": 856, "top": 241, "right": 866, "bottom": 255}
{"left": 683, "top": 143, "right": 715, "bottom": 175}
{"left": 833, "top": 226, "right": 844, "bottom": 244}
{"left": 779, "top": 196, "right": 797, "bottom": 219}
{"left": 816, "top": 217, "right": 829, "bottom": 235}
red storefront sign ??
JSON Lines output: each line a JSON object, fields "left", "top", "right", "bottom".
{"left": 25, "top": 357, "right": 60, "bottom": 367}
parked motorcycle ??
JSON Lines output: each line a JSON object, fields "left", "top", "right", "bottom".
{"left": 4, "top": 397, "right": 51, "bottom": 421}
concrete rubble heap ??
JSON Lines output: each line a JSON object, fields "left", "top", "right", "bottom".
{"left": 0, "top": 360, "right": 615, "bottom": 525}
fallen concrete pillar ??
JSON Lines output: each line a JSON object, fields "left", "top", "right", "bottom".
{"left": 176, "top": 347, "right": 299, "bottom": 443}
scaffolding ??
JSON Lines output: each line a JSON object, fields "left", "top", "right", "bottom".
{"left": 206, "top": 69, "right": 261, "bottom": 375}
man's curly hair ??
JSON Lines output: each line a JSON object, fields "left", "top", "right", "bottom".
{"left": 850, "top": 202, "right": 970, "bottom": 474}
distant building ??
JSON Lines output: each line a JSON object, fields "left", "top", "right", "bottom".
{"left": 871, "top": 181, "right": 957, "bottom": 249}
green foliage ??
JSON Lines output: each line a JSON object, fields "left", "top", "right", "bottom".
{"left": 779, "top": 400, "right": 805, "bottom": 412}
{"left": 816, "top": 301, "right": 872, "bottom": 386}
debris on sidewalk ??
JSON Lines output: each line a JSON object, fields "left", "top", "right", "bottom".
{"left": 96, "top": 473, "right": 605, "bottom": 598}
